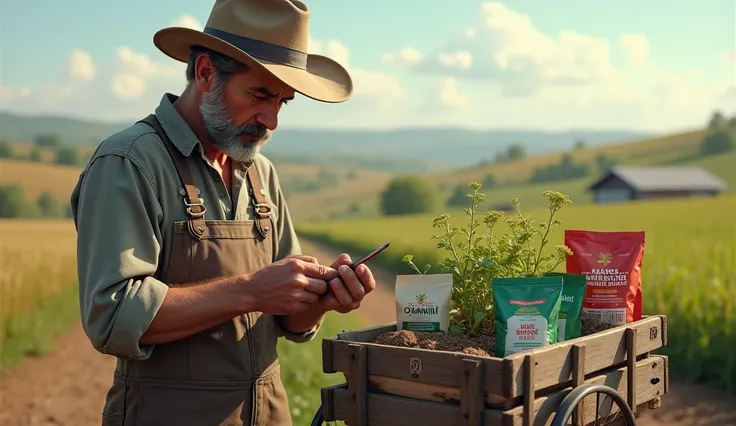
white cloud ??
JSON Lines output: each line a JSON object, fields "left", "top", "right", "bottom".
{"left": 108, "top": 46, "right": 183, "bottom": 101}
{"left": 308, "top": 36, "right": 403, "bottom": 102}
{"left": 439, "top": 78, "right": 470, "bottom": 109}
{"left": 619, "top": 34, "right": 650, "bottom": 67}
{"left": 0, "top": 85, "right": 31, "bottom": 102}
{"left": 375, "top": 1, "right": 734, "bottom": 131}
{"left": 67, "top": 49, "right": 96, "bottom": 80}
{"left": 381, "top": 47, "right": 424, "bottom": 68}
{"left": 0, "top": 14, "right": 404, "bottom": 125}
{"left": 171, "top": 14, "right": 202, "bottom": 30}
{"left": 383, "top": 2, "right": 618, "bottom": 94}
{"left": 724, "top": 50, "right": 736, "bottom": 64}
{"left": 0, "top": 9, "right": 732, "bottom": 132}
{"left": 111, "top": 74, "right": 147, "bottom": 100}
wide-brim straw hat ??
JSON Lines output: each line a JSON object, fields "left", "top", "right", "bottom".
{"left": 153, "top": 0, "right": 353, "bottom": 103}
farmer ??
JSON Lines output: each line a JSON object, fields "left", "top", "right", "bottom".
{"left": 69, "top": 1, "right": 376, "bottom": 425}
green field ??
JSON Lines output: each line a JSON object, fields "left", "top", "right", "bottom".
{"left": 297, "top": 193, "right": 736, "bottom": 391}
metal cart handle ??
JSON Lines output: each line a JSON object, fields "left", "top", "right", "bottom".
{"left": 310, "top": 404, "right": 325, "bottom": 426}
{"left": 551, "top": 383, "right": 637, "bottom": 426}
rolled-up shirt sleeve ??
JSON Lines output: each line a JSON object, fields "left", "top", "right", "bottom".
{"left": 70, "top": 152, "right": 169, "bottom": 360}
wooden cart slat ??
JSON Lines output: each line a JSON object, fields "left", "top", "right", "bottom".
{"left": 322, "top": 354, "right": 668, "bottom": 426}
{"left": 323, "top": 315, "right": 667, "bottom": 408}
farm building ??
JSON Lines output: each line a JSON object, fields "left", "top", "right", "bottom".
{"left": 588, "top": 166, "right": 728, "bottom": 204}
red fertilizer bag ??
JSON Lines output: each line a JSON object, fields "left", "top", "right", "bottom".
{"left": 564, "top": 230, "right": 645, "bottom": 325}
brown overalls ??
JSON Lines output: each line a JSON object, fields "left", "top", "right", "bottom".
{"left": 101, "top": 115, "right": 292, "bottom": 426}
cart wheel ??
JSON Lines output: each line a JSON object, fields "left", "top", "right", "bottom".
{"left": 551, "top": 383, "right": 637, "bottom": 426}
{"left": 310, "top": 404, "right": 325, "bottom": 426}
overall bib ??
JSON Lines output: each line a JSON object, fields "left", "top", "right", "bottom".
{"left": 102, "top": 114, "right": 291, "bottom": 426}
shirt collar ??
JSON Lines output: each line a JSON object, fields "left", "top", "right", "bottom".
{"left": 153, "top": 93, "right": 202, "bottom": 158}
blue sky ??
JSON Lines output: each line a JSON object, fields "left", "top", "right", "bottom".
{"left": 1, "top": 0, "right": 734, "bottom": 131}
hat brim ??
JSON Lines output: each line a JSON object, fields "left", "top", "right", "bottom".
{"left": 153, "top": 27, "right": 353, "bottom": 104}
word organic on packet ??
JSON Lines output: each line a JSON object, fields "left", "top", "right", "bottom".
{"left": 564, "top": 230, "right": 646, "bottom": 325}
{"left": 492, "top": 276, "right": 564, "bottom": 357}
{"left": 395, "top": 274, "right": 453, "bottom": 333}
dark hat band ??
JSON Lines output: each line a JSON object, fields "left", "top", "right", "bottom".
{"left": 203, "top": 26, "right": 308, "bottom": 69}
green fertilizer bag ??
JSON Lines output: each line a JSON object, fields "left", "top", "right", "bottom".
{"left": 493, "top": 276, "right": 564, "bottom": 357}
{"left": 544, "top": 272, "right": 587, "bottom": 342}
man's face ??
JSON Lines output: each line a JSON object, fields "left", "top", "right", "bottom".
{"left": 199, "top": 59, "right": 295, "bottom": 163}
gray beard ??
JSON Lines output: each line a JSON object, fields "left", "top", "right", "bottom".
{"left": 199, "top": 77, "right": 271, "bottom": 164}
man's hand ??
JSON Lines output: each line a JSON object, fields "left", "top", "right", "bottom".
{"left": 320, "top": 253, "right": 377, "bottom": 314}
{"left": 242, "top": 256, "right": 337, "bottom": 315}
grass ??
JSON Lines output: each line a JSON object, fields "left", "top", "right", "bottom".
{"left": 278, "top": 311, "right": 363, "bottom": 425}
{"left": 0, "top": 219, "right": 81, "bottom": 376}
{"left": 297, "top": 193, "right": 736, "bottom": 392}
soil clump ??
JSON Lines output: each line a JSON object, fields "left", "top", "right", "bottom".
{"left": 372, "top": 313, "right": 618, "bottom": 357}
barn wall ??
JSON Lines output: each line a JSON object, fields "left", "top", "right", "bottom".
{"left": 634, "top": 190, "right": 719, "bottom": 200}
{"left": 592, "top": 175, "right": 634, "bottom": 204}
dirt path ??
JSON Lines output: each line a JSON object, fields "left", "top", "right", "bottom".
{"left": 0, "top": 238, "right": 733, "bottom": 425}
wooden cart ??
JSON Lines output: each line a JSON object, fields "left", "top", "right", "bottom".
{"left": 310, "top": 315, "right": 668, "bottom": 426}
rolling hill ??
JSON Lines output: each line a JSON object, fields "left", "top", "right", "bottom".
{"left": 0, "top": 110, "right": 653, "bottom": 171}
{"left": 0, "top": 142, "right": 392, "bottom": 210}
{"left": 2, "top": 124, "right": 732, "bottom": 226}
{"left": 288, "top": 128, "right": 735, "bottom": 223}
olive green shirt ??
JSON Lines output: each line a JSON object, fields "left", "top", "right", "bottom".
{"left": 70, "top": 93, "right": 318, "bottom": 361}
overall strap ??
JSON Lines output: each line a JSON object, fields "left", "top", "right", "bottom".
{"left": 138, "top": 114, "right": 207, "bottom": 240}
{"left": 244, "top": 162, "right": 272, "bottom": 240}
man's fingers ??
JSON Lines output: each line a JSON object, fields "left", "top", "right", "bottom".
{"left": 291, "top": 255, "right": 319, "bottom": 264}
{"left": 328, "top": 278, "right": 353, "bottom": 306}
{"left": 301, "top": 262, "right": 339, "bottom": 281}
{"left": 303, "top": 277, "right": 328, "bottom": 295}
{"left": 294, "top": 301, "right": 312, "bottom": 312}
{"left": 338, "top": 265, "right": 365, "bottom": 301}
{"left": 330, "top": 253, "right": 352, "bottom": 269}
{"left": 355, "top": 264, "right": 377, "bottom": 294}
{"left": 297, "top": 289, "right": 320, "bottom": 303}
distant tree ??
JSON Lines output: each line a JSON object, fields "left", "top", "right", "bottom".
{"left": 574, "top": 140, "right": 585, "bottom": 150}
{"left": 729, "top": 116, "right": 736, "bottom": 128}
{"left": 506, "top": 143, "right": 526, "bottom": 161}
{"left": 29, "top": 147, "right": 43, "bottom": 162}
{"left": 37, "top": 191, "right": 63, "bottom": 217}
{"left": 595, "top": 153, "right": 618, "bottom": 173}
{"left": 34, "top": 134, "right": 61, "bottom": 148}
{"left": 446, "top": 184, "right": 469, "bottom": 207}
{"left": 708, "top": 111, "right": 727, "bottom": 130}
{"left": 0, "top": 140, "right": 14, "bottom": 158}
{"left": 345, "top": 170, "right": 358, "bottom": 180}
{"left": 347, "top": 203, "right": 360, "bottom": 214}
{"left": 0, "top": 184, "right": 34, "bottom": 218}
{"left": 482, "top": 174, "right": 497, "bottom": 189}
{"left": 380, "top": 175, "right": 439, "bottom": 216}
{"left": 701, "top": 130, "right": 735, "bottom": 155}
{"left": 529, "top": 152, "right": 590, "bottom": 183}
{"left": 316, "top": 168, "right": 339, "bottom": 186}
{"left": 55, "top": 146, "right": 80, "bottom": 166}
